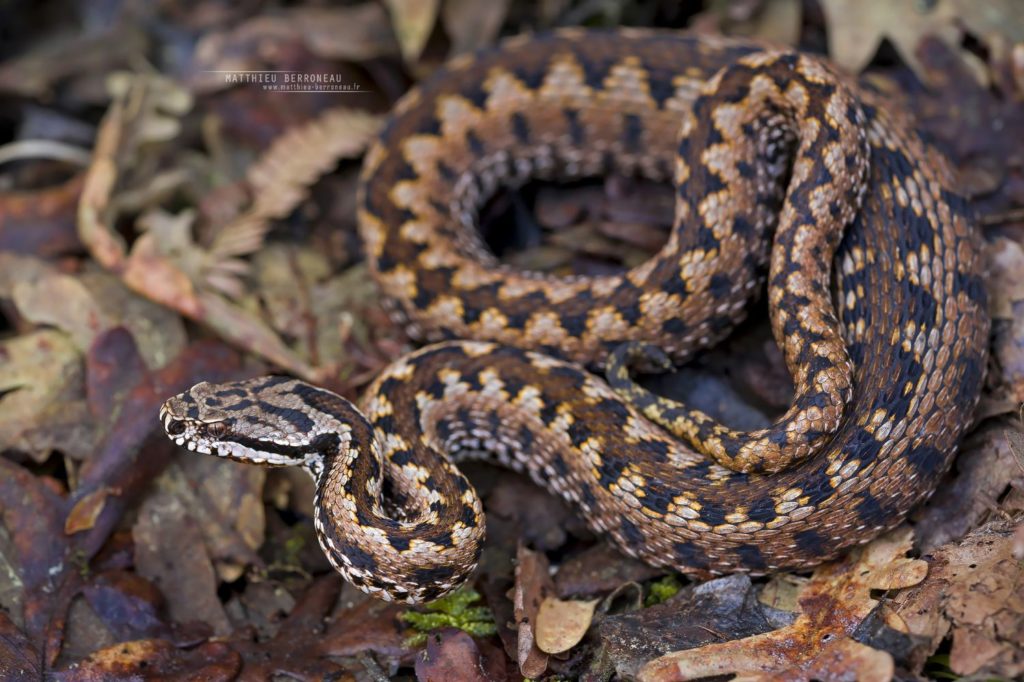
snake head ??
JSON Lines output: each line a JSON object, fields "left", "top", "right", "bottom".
{"left": 159, "top": 376, "right": 328, "bottom": 470}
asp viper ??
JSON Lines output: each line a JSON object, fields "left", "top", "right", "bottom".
{"left": 160, "top": 29, "right": 989, "bottom": 603}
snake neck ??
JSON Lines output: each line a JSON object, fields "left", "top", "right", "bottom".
{"left": 280, "top": 389, "right": 482, "bottom": 603}
{"left": 160, "top": 377, "right": 485, "bottom": 603}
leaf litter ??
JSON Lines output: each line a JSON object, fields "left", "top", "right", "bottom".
{"left": 1, "top": 0, "right": 1023, "bottom": 679}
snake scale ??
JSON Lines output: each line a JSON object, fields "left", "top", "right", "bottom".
{"left": 160, "top": 29, "right": 989, "bottom": 603}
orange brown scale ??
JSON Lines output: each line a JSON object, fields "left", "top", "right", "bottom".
{"left": 161, "top": 29, "right": 989, "bottom": 603}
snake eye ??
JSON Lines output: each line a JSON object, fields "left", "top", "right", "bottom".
{"left": 205, "top": 421, "right": 228, "bottom": 439}
{"left": 166, "top": 419, "right": 186, "bottom": 436}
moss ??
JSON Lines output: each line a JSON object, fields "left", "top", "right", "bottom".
{"left": 645, "top": 574, "right": 682, "bottom": 606}
{"left": 401, "top": 587, "right": 497, "bottom": 647}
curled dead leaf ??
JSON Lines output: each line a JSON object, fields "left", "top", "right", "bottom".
{"left": 513, "top": 544, "right": 552, "bottom": 678}
{"left": 535, "top": 596, "right": 599, "bottom": 654}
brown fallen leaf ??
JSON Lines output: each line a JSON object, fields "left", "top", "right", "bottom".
{"left": 251, "top": 244, "right": 403, "bottom": 384}
{"left": 74, "top": 335, "right": 245, "bottom": 560}
{"left": 85, "top": 329, "right": 150, "bottom": 426}
{"left": 64, "top": 488, "right": 114, "bottom": 535}
{"left": 989, "top": 237, "right": 1024, "bottom": 404}
{"left": 78, "top": 570, "right": 174, "bottom": 643}
{"left": 188, "top": 3, "right": 399, "bottom": 95}
{"left": 639, "top": 528, "right": 927, "bottom": 681}
{"left": 555, "top": 543, "right": 663, "bottom": 599}
{"left": 593, "top": 574, "right": 780, "bottom": 680}
{"left": 132, "top": 476, "right": 235, "bottom": 636}
{"left": 0, "top": 610, "right": 42, "bottom": 680}
{"left": 0, "top": 332, "right": 241, "bottom": 669}
{"left": 240, "top": 107, "right": 382, "bottom": 244}
{"left": 11, "top": 266, "right": 187, "bottom": 370}
{"left": 162, "top": 447, "right": 266, "bottom": 583}
{"left": 77, "top": 75, "right": 313, "bottom": 379}
{"left": 77, "top": 73, "right": 189, "bottom": 272}
{"left": 820, "top": 0, "right": 1024, "bottom": 84}
{"left": 488, "top": 476, "right": 577, "bottom": 553}
{"left": 894, "top": 36, "right": 1024, "bottom": 210}
{"left": 513, "top": 544, "right": 553, "bottom": 678}
{"left": 296, "top": 3, "right": 402, "bottom": 62}
{"left": 80, "top": 74, "right": 384, "bottom": 383}
{"left": 912, "top": 422, "right": 1024, "bottom": 552}
{"left": 229, "top": 574, "right": 348, "bottom": 679}
{"left": 317, "top": 583, "right": 414, "bottom": 663}
{"left": 414, "top": 628, "right": 501, "bottom": 682}
{"left": 892, "top": 519, "right": 1024, "bottom": 678}
{"left": 987, "top": 237, "right": 1024, "bottom": 321}
{"left": 692, "top": 0, "right": 802, "bottom": 46}
{"left": 49, "top": 639, "right": 240, "bottom": 681}
{"left": 0, "top": 457, "right": 84, "bottom": 669}
{"left": 384, "top": 0, "right": 441, "bottom": 64}
{"left": 0, "top": 328, "right": 89, "bottom": 461}
{"left": 0, "top": 172, "right": 83, "bottom": 257}
{"left": 441, "top": 0, "right": 509, "bottom": 56}
{"left": 535, "top": 596, "right": 599, "bottom": 655}
{"left": 0, "top": 26, "right": 148, "bottom": 100}
{"left": 757, "top": 573, "right": 808, "bottom": 615}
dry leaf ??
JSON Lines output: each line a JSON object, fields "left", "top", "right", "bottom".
{"left": 988, "top": 237, "right": 1024, "bottom": 320}
{"left": 133, "top": 478, "right": 234, "bottom": 635}
{"left": 64, "top": 639, "right": 240, "bottom": 678}
{"left": 892, "top": 519, "right": 1024, "bottom": 678}
{"left": 441, "top": 0, "right": 509, "bottom": 56}
{"left": 593, "top": 574, "right": 782, "bottom": 680}
{"left": 189, "top": 4, "right": 399, "bottom": 94}
{"left": 697, "top": 0, "right": 802, "bottom": 46}
{"left": 64, "top": 488, "right": 114, "bottom": 535}
{"left": 384, "top": 0, "right": 441, "bottom": 63}
{"left": 757, "top": 573, "right": 808, "bottom": 614}
{"left": 78, "top": 73, "right": 193, "bottom": 273}
{"left": 639, "top": 528, "right": 927, "bottom": 681}
{"left": 535, "top": 596, "right": 599, "bottom": 654}
{"left": 80, "top": 78, "right": 382, "bottom": 382}
{"left": 296, "top": 4, "right": 401, "bottom": 61}
{"left": 0, "top": 329, "right": 90, "bottom": 461}
{"left": 414, "top": 628, "right": 498, "bottom": 682}
{"left": 821, "top": 0, "right": 1024, "bottom": 84}
{"left": 989, "top": 237, "right": 1024, "bottom": 404}
{"left": 242, "top": 107, "right": 382, "bottom": 235}
{"left": 175, "top": 453, "right": 266, "bottom": 582}
{"left": 12, "top": 271, "right": 114, "bottom": 352}
{"left": 11, "top": 265, "right": 187, "bottom": 370}
{"left": 913, "top": 423, "right": 1024, "bottom": 551}
{"left": 0, "top": 26, "right": 148, "bottom": 100}
{"left": 512, "top": 544, "right": 552, "bottom": 678}
{"left": 0, "top": 171, "right": 83, "bottom": 257}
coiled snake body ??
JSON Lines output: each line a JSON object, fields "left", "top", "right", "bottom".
{"left": 161, "top": 29, "right": 989, "bottom": 603}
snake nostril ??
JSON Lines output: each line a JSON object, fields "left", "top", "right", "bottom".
{"left": 166, "top": 419, "right": 186, "bottom": 436}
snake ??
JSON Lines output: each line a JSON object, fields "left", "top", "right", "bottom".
{"left": 159, "top": 29, "right": 989, "bottom": 603}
